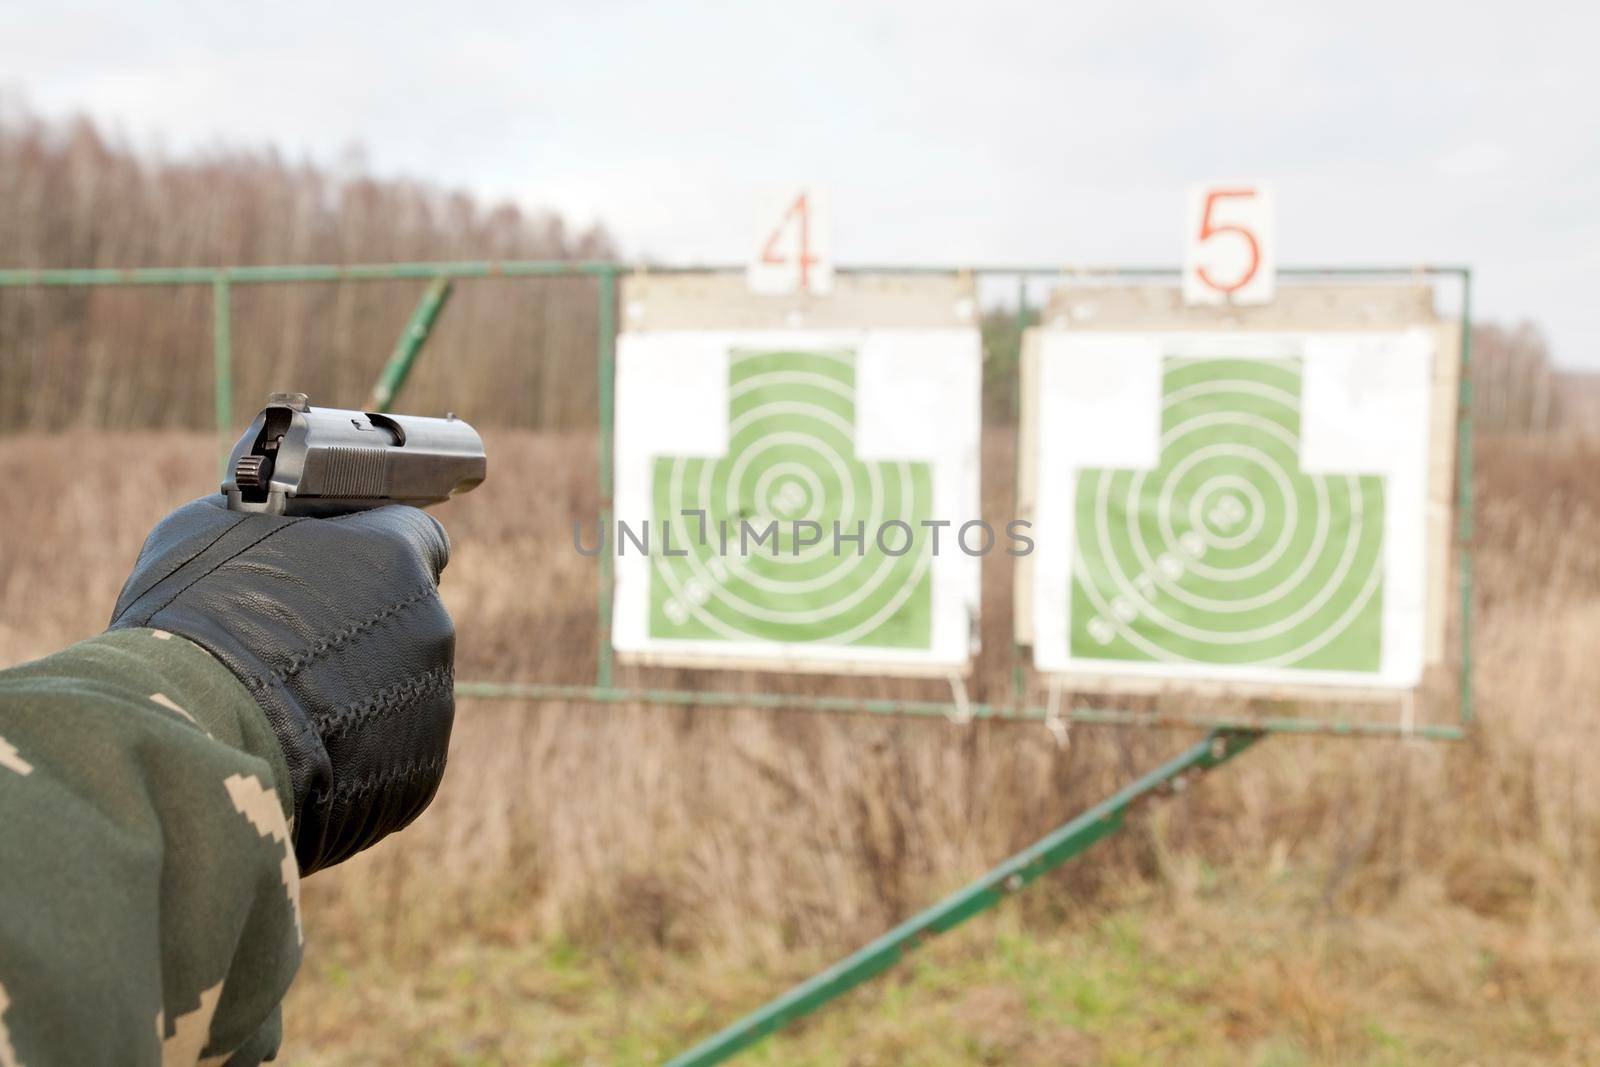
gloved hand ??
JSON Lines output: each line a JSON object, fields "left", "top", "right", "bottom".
{"left": 109, "top": 496, "right": 456, "bottom": 874}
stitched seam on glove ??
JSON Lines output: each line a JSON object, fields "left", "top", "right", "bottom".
{"left": 309, "top": 754, "right": 449, "bottom": 804}
{"left": 270, "top": 583, "right": 439, "bottom": 683}
{"left": 111, "top": 512, "right": 249, "bottom": 625}
{"left": 312, "top": 666, "right": 454, "bottom": 741}
{"left": 140, "top": 519, "right": 306, "bottom": 622}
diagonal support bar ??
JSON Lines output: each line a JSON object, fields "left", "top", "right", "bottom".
{"left": 663, "top": 727, "right": 1266, "bottom": 1067}
{"left": 212, "top": 277, "right": 233, "bottom": 474}
{"left": 368, "top": 277, "right": 454, "bottom": 412}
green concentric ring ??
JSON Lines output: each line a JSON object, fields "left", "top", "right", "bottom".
{"left": 1071, "top": 357, "right": 1385, "bottom": 671}
{"left": 649, "top": 349, "right": 934, "bottom": 648}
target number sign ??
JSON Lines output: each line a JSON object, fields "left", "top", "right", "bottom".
{"left": 1030, "top": 330, "right": 1434, "bottom": 690}
{"left": 614, "top": 327, "right": 980, "bottom": 671}
{"left": 1184, "top": 183, "right": 1275, "bottom": 306}
{"left": 748, "top": 187, "right": 834, "bottom": 296}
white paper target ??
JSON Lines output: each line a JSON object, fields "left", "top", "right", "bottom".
{"left": 614, "top": 328, "right": 981, "bottom": 672}
{"left": 1030, "top": 329, "right": 1434, "bottom": 689}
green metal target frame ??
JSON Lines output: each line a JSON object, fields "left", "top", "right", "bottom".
{"left": 0, "top": 260, "right": 1475, "bottom": 738}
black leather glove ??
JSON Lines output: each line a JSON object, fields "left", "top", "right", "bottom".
{"left": 109, "top": 496, "right": 456, "bottom": 874}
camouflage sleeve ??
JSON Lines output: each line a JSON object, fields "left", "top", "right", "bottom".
{"left": 0, "top": 628, "right": 302, "bottom": 1067}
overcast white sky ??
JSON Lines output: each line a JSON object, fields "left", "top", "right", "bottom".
{"left": 5, "top": 0, "right": 1598, "bottom": 365}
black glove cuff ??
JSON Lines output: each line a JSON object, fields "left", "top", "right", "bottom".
{"left": 108, "top": 499, "right": 456, "bottom": 875}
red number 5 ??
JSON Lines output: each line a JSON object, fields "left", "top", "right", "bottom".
{"left": 1195, "top": 188, "right": 1260, "bottom": 295}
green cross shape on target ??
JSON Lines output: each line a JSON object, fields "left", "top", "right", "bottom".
{"left": 1071, "top": 357, "right": 1386, "bottom": 671}
{"left": 649, "top": 349, "right": 934, "bottom": 648}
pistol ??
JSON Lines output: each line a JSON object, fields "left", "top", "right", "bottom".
{"left": 223, "top": 392, "right": 486, "bottom": 516}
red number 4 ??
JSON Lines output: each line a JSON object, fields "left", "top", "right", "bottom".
{"left": 761, "top": 192, "right": 817, "bottom": 290}
{"left": 1195, "top": 188, "right": 1260, "bottom": 295}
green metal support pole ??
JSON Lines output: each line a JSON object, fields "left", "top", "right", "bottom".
{"left": 453, "top": 680, "right": 1464, "bottom": 740}
{"left": 0, "top": 262, "right": 1479, "bottom": 291}
{"left": 662, "top": 728, "right": 1266, "bottom": 1067}
{"left": 212, "top": 276, "right": 232, "bottom": 472}
{"left": 368, "top": 277, "right": 454, "bottom": 412}
{"left": 596, "top": 268, "right": 618, "bottom": 688}
{"left": 1456, "top": 269, "right": 1475, "bottom": 725}
{"left": 1010, "top": 275, "right": 1030, "bottom": 705}
{"left": 0, "top": 260, "right": 624, "bottom": 287}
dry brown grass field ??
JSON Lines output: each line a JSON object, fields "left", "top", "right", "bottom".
{"left": 2, "top": 429, "right": 1598, "bottom": 1064}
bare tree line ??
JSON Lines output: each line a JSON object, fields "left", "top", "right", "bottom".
{"left": 1470, "top": 320, "right": 1573, "bottom": 434}
{"left": 4, "top": 106, "right": 1591, "bottom": 437}
{"left": 0, "top": 105, "right": 614, "bottom": 431}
